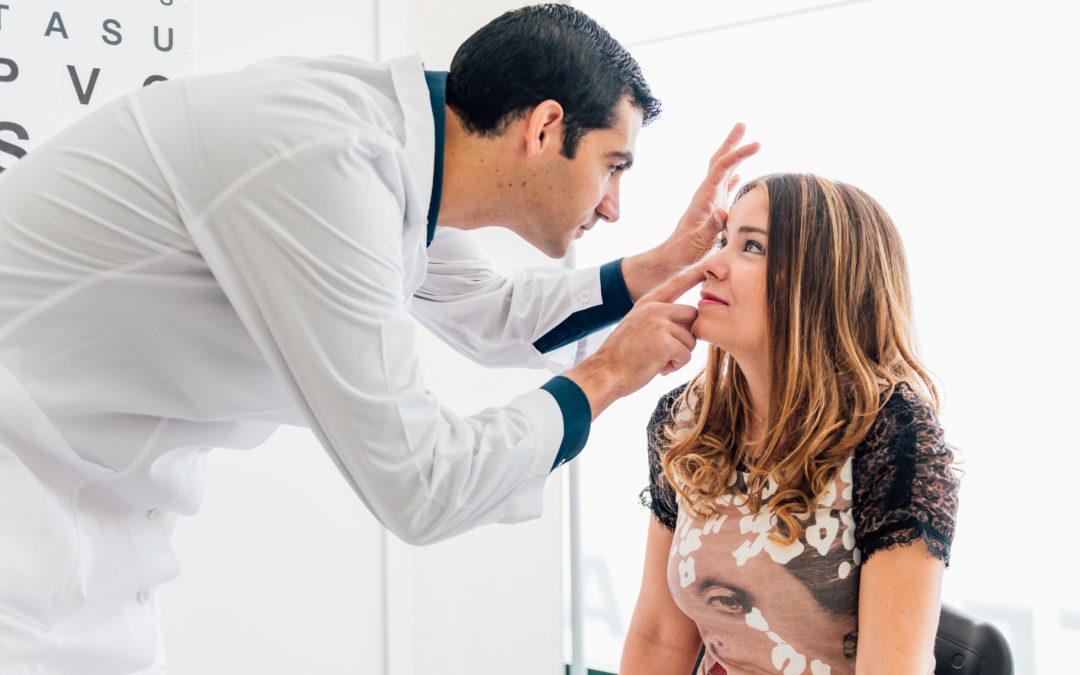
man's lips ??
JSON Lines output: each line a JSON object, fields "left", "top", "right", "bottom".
{"left": 575, "top": 222, "right": 597, "bottom": 238}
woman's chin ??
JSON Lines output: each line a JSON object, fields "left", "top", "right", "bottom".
{"left": 690, "top": 325, "right": 729, "bottom": 351}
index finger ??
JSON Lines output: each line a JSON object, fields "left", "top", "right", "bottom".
{"left": 709, "top": 140, "right": 760, "bottom": 177}
{"left": 700, "top": 141, "right": 760, "bottom": 210}
{"left": 643, "top": 265, "right": 706, "bottom": 304}
{"left": 709, "top": 122, "right": 748, "bottom": 165}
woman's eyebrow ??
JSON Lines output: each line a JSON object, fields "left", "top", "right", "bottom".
{"left": 735, "top": 225, "right": 767, "bottom": 236}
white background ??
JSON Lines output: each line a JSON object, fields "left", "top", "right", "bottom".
{"left": 571, "top": 1, "right": 1080, "bottom": 673}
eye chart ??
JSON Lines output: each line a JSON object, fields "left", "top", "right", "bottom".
{"left": 0, "top": 1, "right": 192, "bottom": 171}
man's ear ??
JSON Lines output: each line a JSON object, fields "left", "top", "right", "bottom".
{"left": 523, "top": 100, "right": 564, "bottom": 157}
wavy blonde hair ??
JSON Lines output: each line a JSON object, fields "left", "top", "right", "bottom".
{"left": 662, "top": 173, "right": 939, "bottom": 544}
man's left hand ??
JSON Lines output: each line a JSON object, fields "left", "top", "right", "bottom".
{"left": 622, "top": 123, "right": 759, "bottom": 302}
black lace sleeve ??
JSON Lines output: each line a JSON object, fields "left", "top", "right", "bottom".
{"left": 639, "top": 384, "right": 688, "bottom": 532}
{"left": 853, "top": 382, "right": 960, "bottom": 564}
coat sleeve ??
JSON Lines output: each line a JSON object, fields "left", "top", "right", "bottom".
{"left": 409, "top": 227, "right": 634, "bottom": 373}
{"left": 186, "top": 131, "right": 575, "bottom": 544}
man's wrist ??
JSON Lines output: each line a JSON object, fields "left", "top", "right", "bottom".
{"left": 562, "top": 356, "right": 622, "bottom": 421}
{"left": 621, "top": 247, "right": 681, "bottom": 303}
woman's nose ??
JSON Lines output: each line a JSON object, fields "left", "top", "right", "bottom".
{"left": 699, "top": 247, "right": 728, "bottom": 280}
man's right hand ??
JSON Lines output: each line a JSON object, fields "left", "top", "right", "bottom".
{"left": 563, "top": 266, "right": 706, "bottom": 420}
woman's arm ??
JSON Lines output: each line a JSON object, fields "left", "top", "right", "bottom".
{"left": 855, "top": 540, "right": 944, "bottom": 674}
{"left": 621, "top": 517, "right": 703, "bottom": 675}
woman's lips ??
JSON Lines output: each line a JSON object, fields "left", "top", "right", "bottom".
{"left": 698, "top": 291, "right": 728, "bottom": 307}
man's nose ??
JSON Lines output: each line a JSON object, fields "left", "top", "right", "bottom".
{"left": 596, "top": 183, "right": 620, "bottom": 223}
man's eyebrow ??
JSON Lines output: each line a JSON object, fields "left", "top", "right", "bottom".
{"left": 608, "top": 151, "right": 634, "bottom": 168}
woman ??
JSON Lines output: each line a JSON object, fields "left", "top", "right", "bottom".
{"left": 620, "top": 174, "right": 959, "bottom": 674}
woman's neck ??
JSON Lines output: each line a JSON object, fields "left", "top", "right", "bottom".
{"left": 735, "top": 354, "right": 769, "bottom": 453}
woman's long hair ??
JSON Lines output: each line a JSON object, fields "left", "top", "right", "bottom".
{"left": 662, "top": 173, "right": 939, "bottom": 544}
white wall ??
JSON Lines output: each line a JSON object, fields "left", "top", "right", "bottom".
{"left": 191, "top": 0, "right": 376, "bottom": 73}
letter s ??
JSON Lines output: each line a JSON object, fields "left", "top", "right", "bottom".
{"left": 102, "top": 19, "right": 122, "bottom": 46}
{"left": 0, "top": 121, "right": 29, "bottom": 172}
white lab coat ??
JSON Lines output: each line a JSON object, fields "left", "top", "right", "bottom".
{"left": 0, "top": 55, "right": 619, "bottom": 673}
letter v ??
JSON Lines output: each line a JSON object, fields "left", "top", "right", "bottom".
{"left": 67, "top": 65, "right": 101, "bottom": 105}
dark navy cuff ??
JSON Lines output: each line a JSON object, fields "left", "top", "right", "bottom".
{"left": 532, "top": 258, "right": 634, "bottom": 354}
{"left": 539, "top": 376, "right": 592, "bottom": 471}
{"left": 600, "top": 257, "right": 634, "bottom": 312}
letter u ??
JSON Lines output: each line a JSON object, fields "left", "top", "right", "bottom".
{"left": 154, "top": 26, "right": 173, "bottom": 52}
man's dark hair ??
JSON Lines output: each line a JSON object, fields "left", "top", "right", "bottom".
{"left": 446, "top": 4, "right": 661, "bottom": 158}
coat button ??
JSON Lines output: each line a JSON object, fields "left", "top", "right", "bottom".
{"left": 579, "top": 290, "right": 592, "bottom": 304}
{"left": 136, "top": 589, "right": 152, "bottom": 604}
{"left": 147, "top": 508, "right": 164, "bottom": 521}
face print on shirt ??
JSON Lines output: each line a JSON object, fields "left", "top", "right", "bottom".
{"left": 668, "top": 457, "right": 861, "bottom": 675}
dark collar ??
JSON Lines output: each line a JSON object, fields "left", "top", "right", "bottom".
{"left": 423, "top": 70, "right": 447, "bottom": 247}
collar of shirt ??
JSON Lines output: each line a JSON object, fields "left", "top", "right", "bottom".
{"left": 423, "top": 70, "right": 447, "bottom": 247}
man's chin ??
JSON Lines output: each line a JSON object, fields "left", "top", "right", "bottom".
{"left": 538, "top": 238, "right": 572, "bottom": 260}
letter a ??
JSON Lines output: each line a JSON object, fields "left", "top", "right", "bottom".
{"left": 45, "top": 12, "right": 69, "bottom": 39}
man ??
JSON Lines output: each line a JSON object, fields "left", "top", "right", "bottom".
{"left": 0, "top": 4, "right": 756, "bottom": 672}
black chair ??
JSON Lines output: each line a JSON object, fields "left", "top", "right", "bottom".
{"left": 935, "top": 603, "right": 1013, "bottom": 674}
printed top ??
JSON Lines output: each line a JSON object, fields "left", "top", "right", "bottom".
{"left": 642, "top": 382, "right": 959, "bottom": 674}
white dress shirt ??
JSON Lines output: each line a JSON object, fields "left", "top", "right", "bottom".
{"left": 0, "top": 55, "right": 630, "bottom": 673}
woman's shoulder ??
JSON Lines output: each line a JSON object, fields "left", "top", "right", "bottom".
{"left": 860, "top": 382, "right": 943, "bottom": 456}
{"left": 647, "top": 382, "right": 695, "bottom": 447}
{"left": 885, "top": 381, "right": 939, "bottom": 419}
{"left": 642, "top": 383, "right": 691, "bottom": 533}
{"left": 853, "top": 381, "right": 959, "bottom": 563}
{"left": 650, "top": 383, "right": 690, "bottom": 426}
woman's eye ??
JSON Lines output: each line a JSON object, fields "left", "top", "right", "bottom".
{"left": 717, "top": 237, "right": 728, "bottom": 249}
{"left": 744, "top": 239, "right": 764, "bottom": 254}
